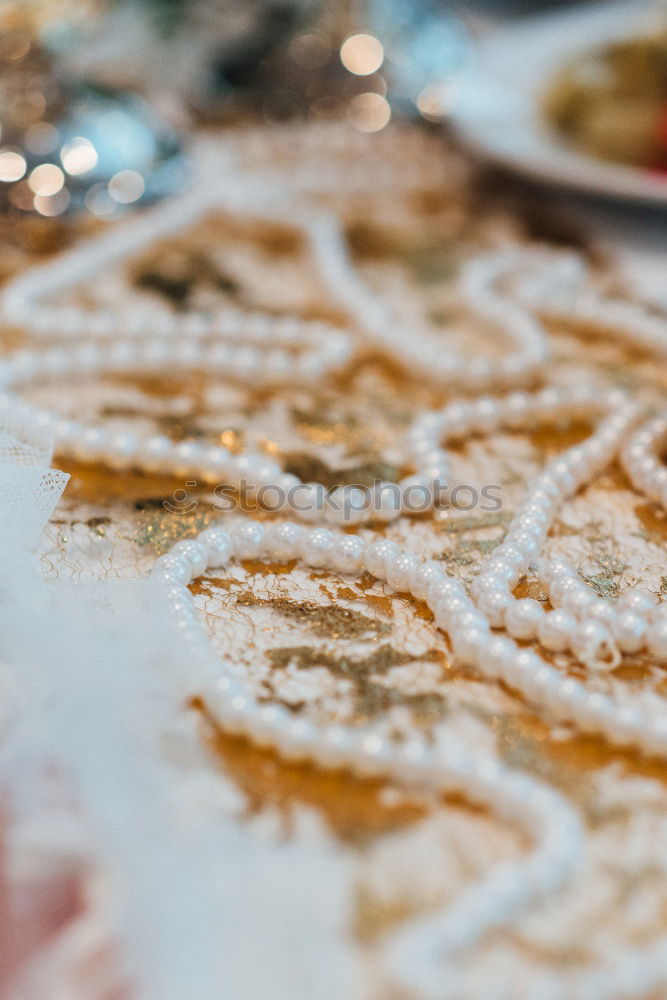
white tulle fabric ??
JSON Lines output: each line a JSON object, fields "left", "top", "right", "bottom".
{"left": 0, "top": 418, "right": 353, "bottom": 1000}
{"left": 0, "top": 412, "right": 68, "bottom": 545}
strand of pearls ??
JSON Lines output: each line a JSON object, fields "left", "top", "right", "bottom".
{"left": 469, "top": 387, "right": 646, "bottom": 672}
{"left": 154, "top": 519, "right": 667, "bottom": 999}
{"left": 621, "top": 411, "right": 667, "bottom": 510}
{"left": 0, "top": 340, "right": 449, "bottom": 525}
{"left": 0, "top": 163, "right": 354, "bottom": 360}
{"left": 150, "top": 518, "right": 583, "bottom": 996}
{"left": 388, "top": 909, "right": 667, "bottom": 1000}
{"left": 1, "top": 125, "right": 460, "bottom": 344}
{"left": 306, "top": 215, "right": 549, "bottom": 390}
{"left": 0, "top": 140, "right": 219, "bottom": 339}
{"left": 503, "top": 244, "right": 667, "bottom": 358}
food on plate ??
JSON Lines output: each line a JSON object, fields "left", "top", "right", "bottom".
{"left": 544, "top": 29, "right": 667, "bottom": 170}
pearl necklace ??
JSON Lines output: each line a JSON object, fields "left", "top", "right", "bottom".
{"left": 150, "top": 518, "right": 583, "bottom": 996}
{"left": 0, "top": 340, "right": 450, "bottom": 525}
{"left": 499, "top": 244, "right": 667, "bottom": 358}
{"left": 306, "top": 216, "right": 549, "bottom": 390}
{"left": 621, "top": 411, "right": 667, "bottom": 511}
{"left": 0, "top": 141, "right": 217, "bottom": 339}
{"left": 0, "top": 206, "right": 358, "bottom": 364}
{"left": 152, "top": 518, "right": 667, "bottom": 999}
{"left": 2, "top": 126, "right": 547, "bottom": 398}
{"left": 0, "top": 126, "right": 458, "bottom": 345}
{"left": 466, "top": 386, "right": 646, "bottom": 672}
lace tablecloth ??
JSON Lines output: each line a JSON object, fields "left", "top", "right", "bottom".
{"left": 2, "top": 123, "right": 667, "bottom": 1000}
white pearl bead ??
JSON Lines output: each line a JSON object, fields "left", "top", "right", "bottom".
{"left": 649, "top": 603, "right": 667, "bottom": 623}
{"left": 172, "top": 441, "right": 203, "bottom": 475}
{"left": 485, "top": 635, "right": 519, "bottom": 681}
{"left": 385, "top": 552, "right": 420, "bottom": 593}
{"left": 484, "top": 558, "right": 520, "bottom": 586}
{"left": 279, "top": 717, "right": 318, "bottom": 761}
{"left": 170, "top": 539, "right": 208, "bottom": 577}
{"left": 426, "top": 575, "right": 464, "bottom": 607}
{"left": 537, "top": 609, "right": 576, "bottom": 653}
{"left": 504, "top": 598, "right": 544, "bottom": 641}
{"left": 453, "top": 625, "right": 492, "bottom": 666}
{"left": 399, "top": 475, "right": 433, "bottom": 512}
{"left": 587, "top": 599, "right": 617, "bottom": 628}
{"left": 264, "top": 521, "right": 302, "bottom": 560}
{"left": 152, "top": 553, "right": 192, "bottom": 584}
{"left": 72, "top": 426, "right": 108, "bottom": 461}
{"left": 301, "top": 527, "right": 335, "bottom": 568}
{"left": 330, "top": 535, "right": 365, "bottom": 574}
{"left": 618, "top": 589, "right": 656, "bottom": 615}
{"left": 54, "top": 419, "right": 83, "bottom": 446}
{"left": 334, "top": 486, "right": 372, "bottom": 526}
{"left": 475, "top": 588, "right": 512, "bottom": 628}
{"left": 106, "top": 432, "right": 139, "bottom": 469}
{"left": 430, "top": 593, "right": 470, "bottom": 631}
{"left": 495, "top": 542, "right": 529, "bottom": 574}
{"left": 303, "top": 724, "right": 348, "bottom": 769}
{"left": 372, "top": 484, "right": 402, "bottom": 522}
{"left": 364, "top": 539, "right": 399, "bottom": 580}
{"left": 548, "top": 575, "right": 581, "bottom": 607}
{"left": 108, "top": 341, "right": 138, "bottom": 368}
{"left": 198, "top": 526, "right": 233, "bottom": 568}
{"left": 536, "top": 559, "right": 571, "bottom": 588}
{"left": 410, "top": 560, "right": 444, "bottom": 601}
{"left": 647, "top": 619, "right": 667, "bottom": 660}
{"left": 231, "top": 521, "right": 265, "bottom": 559}
{"left": 289, "top": 482, "right": 326, "bottom": 522}
{"left": 611, "top": 611, "right": 647, "bottom": 654}
{"left": 139, "top": 435, "right": 173, "bottom": 469}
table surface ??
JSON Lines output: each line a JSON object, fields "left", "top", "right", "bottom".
{"left": 4, "top": 121, "right": 667, "bottom": 1000}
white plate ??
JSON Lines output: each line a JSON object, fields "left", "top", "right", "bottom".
{"left": 451, "top": 1, "right": 667, "bottom": 206}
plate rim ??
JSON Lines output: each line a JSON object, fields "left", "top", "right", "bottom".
{"left": 451, "top": 0, "right": 667, "bottom": 207}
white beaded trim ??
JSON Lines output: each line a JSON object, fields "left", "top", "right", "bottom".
{"left": 621, "top": 411, "right": 667, "bottom": 511}
{"left": 307, "top": 215, "right": 549, "bottom": 389}
{"left": 0, "top": 126, "right": 460, "bottom": 345}
{"left": 0, "top": 340, "right": 451, "bottom": 525}
{"left": 151, "top": 519, "right": 583, "bottom": 993}
{"left": 506, "top": 244, "right": 667, "bottom": 358}
{"left": 154, "top": 516, "right": 667, "bottom": 760}
{"left": 0, "top": 182, "right": 354, "bottom": 353}
{"left": 152, "top": 516, "right": 667, "bottom": 997}
{"left": 468, "top": 386, "right": 647, "bottom": 671}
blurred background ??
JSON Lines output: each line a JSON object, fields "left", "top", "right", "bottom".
{"left": 0, "top": 0, "right": 605, "bottom": 225}
{"left": 1, "top": 0, "right": 663, "bottom": 276}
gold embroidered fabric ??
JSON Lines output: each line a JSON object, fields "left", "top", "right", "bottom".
{"left": 7, "top": 126, "right": 667, "bottom": 997}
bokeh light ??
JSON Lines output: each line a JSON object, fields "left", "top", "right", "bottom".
{"left": 61, "top": 137, "right": 98, "bottom": 176}
{"left": 0, "top": 149, "right": 26, "bottom": 182}
{"left": 28, "top": 163, "right": 65, "bottom": 196}
{"left": 340, "top": 34, "right": 384, "bottom": 76}
{"left": 347, "top": 92, "right": 391, "bottom": 132}
{"left": 0, "top": 31, "right": 31, "bottom": 62}
{"left": 34, "top": 188, "right": 70, "bottom": 217}
{"left": 108, "top": 169, "right": 145, "bottom": 204}
{"left": 416, "top": 82, "right": 457, "bottom": 121}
